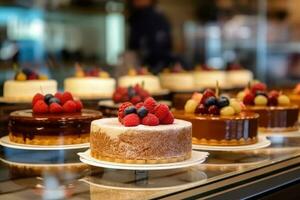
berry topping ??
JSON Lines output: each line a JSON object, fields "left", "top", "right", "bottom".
{"left": 217, "top": 96, "right": 230, "bottom": 108}
{"left": 74, "top": 100, "right": 83, "bottom": 111}
{"left": 160, "top": 112, "right": 174, "bottom": 124}
{"left": 124, "top": 106, "right": 137, "bottom": 115}
{"left": 200, "top": 89, "right": 215, "bottom": 104}
{"left": 63, "top": 100, "right": 77, "bottom": 113}
{"left": 49, "top": 103, "right": 64, "bottom": 113}
{"left": 61, "top": 92, "right": 74, "bottom": 105}
{"left": 44, "top": 94, "right": 54, "bottom": 104}
{"left": 154, "top": 103, "right": 169, "bottom": 121}
{"left": 32, "top": 93, "right": 44, "bottom": 106}
{"left": 54, "top": 92, "right": 63, "bottom": 101}
{"left": 112, "top": 84, "right": 150, "bottom": 104}
{"left": 144, "top": 97, "right": 157, "bottom": 113}
{"left": 251, "top": 83, "right": 267, "bottom": 94}
{"left": 131, "top": 96, "right": 142, "bottom": 105}
{"left": 137, "top": 106, "right": 148, "bottom": 118}
{"left": 204, "top": 96, "right": 218, "bottom": 107}
{"left": 135, "top": 102, "right": 144, "bottom": 110}
{"left": 243, "top": 93, "right": 255, "bottom": 105}
{"left": 184, "top": 99, "right": 198, "bottom": 113}
{"left": 118, "top": 102, "right": 133, "bottom": 122}
{"left": 268, "top": 95, "right": 278, "bottom": 106}
{"left": 142, "top": 113, "right": 159, "bottom": 126}
{"left": 14, "top": 68, "right": 47, "bottom": 81}
{"left": 195, "top": 104, "right": 208, "bottom": 114}
{"left": 33, "top": 100, "right": 49, "bottom": 114}
{"left": 269, "top": 90, "right": 280, "bottom": 98}
{"left": 208, "top": 105, "right": 220, "bottom": 115}
{"left": 48, "top": 97, "right": 61, "bottom": 105}
{"left": 123, "top": 113, "right": 140, "bottom": 127}
{"left": 254, "top": 95, "right": 268, "bottom": 106}
{"left": 220, "top": 106, "right": 235, "bottom": 116}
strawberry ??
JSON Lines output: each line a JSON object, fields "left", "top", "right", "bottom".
{"left": 61, "top": 91, "right": 73, "bottom": 105}
{"left": 200, "top": 89, "right": 215, "bottom": 104}
{"left": 32, "top": 93, "right": 44, "bottom": 106}
{"left": 74, "top": 100, "right": 83, "bottom": 111}
{"left": 33, "top": 100, "right": 48, "bottom": 113}
{"left": 154, "top": 103, "right": 169, "bottom": 121}
{"left": 160, "top": 112, "right": 174, "bottom": 124}
{"left": 123, "top": 113, "right": 140, "bottom": 126}
{"left": 63, "top": 100, "right": 77, "bottom": 113}
{"left": 144, "top": 97, "right": 157, "bottom": 113}
{"left": 118, "top": 102, "right": 133, "bottom": 122}
{"left": 142, "top": 113, "right": 159, "bottom": 126}
{"left": 49, "top": 103, "right": 63, "bottom": 113}
{"left": 251, "top": 83, "right": 267, "bottom": 94}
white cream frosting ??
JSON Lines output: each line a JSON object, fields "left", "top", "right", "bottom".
{"left": 91, "top": 118, "right": 192, "bottom": 139}
{"left": 194, "top": 70, "right": 228, "bottom": 89}
{"left": 159, "top": 73, "right": 195, "bottom": 91}
{"left": 227, "top": 70, "right": 253, "bottom": 87}
{"left": 3, "top": 80, "right": 57, "bottom": 102}
{"left": 64, "top": 77, "right": 116, "bottom": 99}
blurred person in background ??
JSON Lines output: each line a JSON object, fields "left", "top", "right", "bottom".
{"left": 127, "top": 0, "right": 174, "bottom": 74}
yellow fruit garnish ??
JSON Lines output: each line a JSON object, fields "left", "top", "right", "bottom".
{"left": 184, "top": 99, "right": 198, "bottom": 113}
{"left": 278, "top": 95, "right": 290, "bottom": 105}
{"left": 254, "top": 95, "right": 268, "bottom": 106}
{"left": 75, "top": 70, "right": 85, "bottom": 77}
{"left": 39, "top": 74, "right": 48, "bottom": 80}
{"left": 220, "top": 106, "right": 235, "bottom": 116}
{"left": 230, "top": 99, "right": 242, "bottom": 114}
{"left": 99, "top": 71, "right": 110, "bottom": 78}
{"left": 128, "top": 68, "right": 137, "bottom": 76}
{"left": 16, "top": 72, "right": 27, "bottom": 81}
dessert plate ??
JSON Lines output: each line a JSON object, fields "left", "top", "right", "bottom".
{"left": 0, "top": 136, "right": 90, "bottom": 150}
{"left": 192, "top": 136, "right": 271, "bottom": 151}
{"left": 78, "top": 150, "right": 208, "bottom": 170}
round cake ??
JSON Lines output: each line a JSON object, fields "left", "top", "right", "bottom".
{"left": 91, "top": 97, "right": 192, "bottom": 164}
{"left": 4, "top": 80, "right": 57, "bottom": 102}
{"left": 173, "top": 89, "right": 259, "bottom": 146}
{"left": 159, "top": 72, "right": 195, "bottom": 91}
{"left": 194, "top": 70, "right": 228, "bottom": 89}
{"left": 64, "top": 77, "right": 116, "bottom": 99}
{"left": 9, "top": 109, "right": 102, "bottom": 145}
{"left": 227, "top": 69, "right": 253, "bottom": 88}
{"left": 90, "top": 118, "right": 192, "bottom": 164}
{"left": 238, "top": 82, "right": 299, "bottom": 132}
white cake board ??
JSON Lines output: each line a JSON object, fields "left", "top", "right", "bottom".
{"left": 260, "top": 130, "right": 300, "bottom": 137}
{"left": 78, "top": 150, "right": 208, "bottom": 170}
{"left": 192, "top": 136, "right": 271, "bottom": 152}
{"left": 0, "top": 136, "right": 89, "bottom": 150}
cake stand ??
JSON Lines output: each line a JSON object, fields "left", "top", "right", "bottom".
{"left": 192, "top": 136, "right": 271, "bottom": 152}
{"left": 78, "top": 149, "right": 208, "bottom": 171}
{"left": 0, "top": 136, "right": 89, "bottom": 150}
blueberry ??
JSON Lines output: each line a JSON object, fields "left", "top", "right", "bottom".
{"left": 137, "top": 106, "right": 148, "bottom": 118}
{"left": 256, "top": 91, "right": 267, "bottom": 97}
{"left": 217, "top": 96, "right": 230, "bottom": 108}
{"left": 22, "top": 68, "right": 33, "bottom": 76}
{"left": 48, "top": 97, "right": 61, "bottom": 105}
{"left": 128, "top": 86, "right": 136, "bottom": 98}
{"left": 124, "top": 106, "right": 137, "bottom": 115}
{"left": 204, "top": 96, "right": 218, "bottom": 107}
{"left": 44, "top": 94, "right": 54, "bottom": 104}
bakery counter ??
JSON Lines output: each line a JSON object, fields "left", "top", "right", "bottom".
{"left": 1, "top": 135, "right": 300, "bottom": 199}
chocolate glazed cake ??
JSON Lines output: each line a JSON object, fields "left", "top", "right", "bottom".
{"left": 246, "top": 105, "right": 299, "bottom": 132}
{"left": 174, "top": 111, "right": 259, "bottom": 146}
{"left": 9, "top": 109, "right": 102, "bottom": 145}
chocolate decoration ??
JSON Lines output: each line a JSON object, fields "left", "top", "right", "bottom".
{"left": 174, "top": 110, "right": 259, "bottom": 144}
{"left": 8, "top": 109, "right": 102, "bottom": 142}
{"left": 245, "top": 105, "right": 299, "bottom": 130}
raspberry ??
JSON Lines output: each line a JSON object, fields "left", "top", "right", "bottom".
{"left": 142, "top": 113, "right": 159, "bottom": 126}
{"left": 61, "top": 91, "right": 74, "bottom": 105}
{"left": 54, "top": 92, "right": 63, "bottom": 102}
{"left": 268, "top": 90, "right": 280, "bottom": 98}
{"left": 32, "top": 93, "right": 44, "bottom": 106}
{"left": 118, "top": 102, "right": 133, "bottom": 122}
{"left": 130, "top": 95, "right": 142, "bottom": 104}
{"left": 200, "top": 89, "right": 215, "bottom": 104}
{"left": 243, "top": 93, "right": 255, "bottom": 105}
{"left": 208, "top": 105, "right": 220, "bottom": 115}
{"left": 195, "top": 104, "right": 208, "bottom": 114}
{"left": 144, "top": 97, "right": 157, "bottom": 113}
{"left": 251, "top": 83, "right": 267, "bottom": 94}
{"left": 74, "top": 100, "right": 83, "bottom": 111}
{"left": 135, "top": 102, "right": 144, "bottom": 110}
{"left": 154, "top": 103, "right": 169, "bottom": 121}
{"left": 139, "top": 90, "right": 150, "bottom": 100}
{"left": 33, "top": 100, "right": 48, "bottom": 114}
{"left": 49, "top": 103, "right": 63, "bottom": 113}
{"left": 161, "top": 111, "right": 174, "bottom": 124}
{"left": 123, "top": 113, "right": 140, "bottom": 127}
{"left": 63, "top": 100, "right": 77, "bottom": 113}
